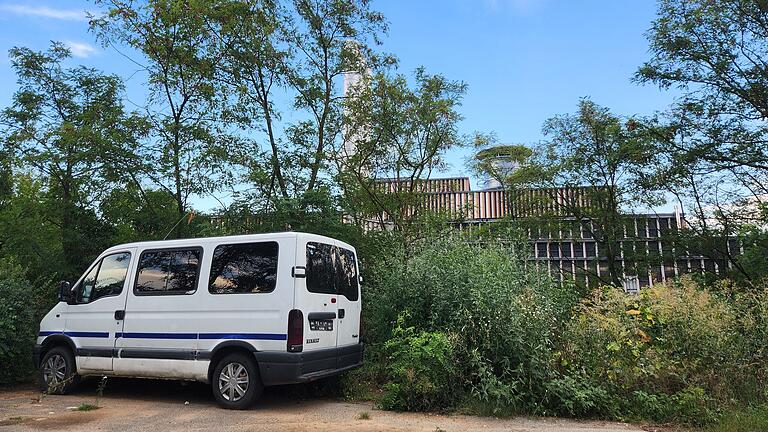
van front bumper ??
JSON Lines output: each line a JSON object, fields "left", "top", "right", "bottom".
{"left": 254, "top": 343, "right": 363, "bottom": 386}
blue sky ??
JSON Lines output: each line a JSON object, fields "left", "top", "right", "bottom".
{"left": 0, "top": 0, "right": 677, "bottom": 208}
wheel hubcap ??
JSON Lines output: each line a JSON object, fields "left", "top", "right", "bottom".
{"left": 218, "top": 362, "right": 248, "bottom": 402}
{"left": 43, "top": 354, "right": 66, "bottom": 386}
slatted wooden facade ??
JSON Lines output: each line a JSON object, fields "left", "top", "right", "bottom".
{"left": 370, "top": 177, "right": 737, "bottom": 287}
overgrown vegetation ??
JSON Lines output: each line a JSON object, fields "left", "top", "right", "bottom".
{"left": 350, "top": 235, "right": 768, "bottom": 426}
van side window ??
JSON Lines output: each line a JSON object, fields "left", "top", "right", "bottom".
{"left": 209, "top": 242, "right": 279, "bottom": 294}
{"left": 135, "top": 248, "right": 201, "bottom": 295}
{"left": 306, "top": 242, "right": 336, "bottom": 295}
{"left": 75, "top": 252, "right": 131, "bottom": 303}
{"left": 337, "top": 247, "right": 359, "bottom": 301}
{"left": 306, "top": 243, "right": 359, "bottom": 301}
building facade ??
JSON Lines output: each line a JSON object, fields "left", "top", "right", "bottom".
{"left": 371, "top": 177, "right": 738, "bottom": 287}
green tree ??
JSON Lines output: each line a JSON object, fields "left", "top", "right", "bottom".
{"left": 93, "top": 0, "right": 234, "bottom": 237}
{"left": 533, "top": 99, "right": 659, "bottom": 286}
{"left": 636, "top": 0, "right": 768, "bottom": 283}
{"left": 1, "top": 43, "right": 145, "bottom": 276}
{"left": 340, "top": 68, "right": 469, "bottom": 241}
{"left": 282, "top": 0, "right": 387, "bottom": 193}
{"left": 472, "top": 144, "right": 534, "bottom": 191}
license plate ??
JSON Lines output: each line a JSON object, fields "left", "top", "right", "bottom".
{"left": 309, "top": 319, "right": 333, "bottom": 331}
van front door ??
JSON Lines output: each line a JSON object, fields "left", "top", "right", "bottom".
{"left": 298, "top": 240, "right": 338, "bottom": 363}
{"left": 65, "top": 250, "right": 134, "bottom": 371}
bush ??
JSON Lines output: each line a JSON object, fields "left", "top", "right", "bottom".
{"left": 706, "top": 405, "right": 768, "bottom": 432}
{"left": 359, "top": 232, "right": 768, "bottom": 426}
{"left": 366, "top": 235, "right": 577, "bottom": 414}
{"left": 0, "top": 259, "right": 38, "bottom": 385}
{"left": 559, "top": 277, "right": 767, "bottom": 425}
{"left": 379, "top": 314, "right": 458, "bottom": 411}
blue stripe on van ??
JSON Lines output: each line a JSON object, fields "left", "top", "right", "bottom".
{"left": 116, "top": 332, "right": 197, "bottom": 339}
{"left": 198, "top": 333, "right": 287, "bottom": 341}
{"left": 41, "top": 331, "right": 287, "bottom": 341}
{"left": 65, "top": 331, "right": 109, "bottom": 338}
{"left": 38, "top": 331, "right": 110, "bottom": 338}
{"left": 114, "top": 332, "right": 287, "bottom": 341}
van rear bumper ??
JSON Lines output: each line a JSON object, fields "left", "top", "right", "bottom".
{"left": 254, "top": 343, "right": 363, "bottom": 386}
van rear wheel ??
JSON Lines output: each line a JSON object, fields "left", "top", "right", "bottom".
{"left": 212, "top": 353, "right": 262, "bottom": 409}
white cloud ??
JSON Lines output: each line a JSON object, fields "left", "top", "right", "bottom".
{"left": 0, "top": 4, "right": 90, "bottom": 21}
{"left": 64, "top": 41, "right": 97, "bottom": 58}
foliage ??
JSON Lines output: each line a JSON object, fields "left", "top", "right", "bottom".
{"left": 361, "top": 234, "right": 768, "bottom": 425}
{"left": 380, "top": 314, "right": 458, "bottom": 411}
{"left": 559, "top": 277, "right": 768, "bottom": 425}
{"left": 340, "top": 68, "right": 470, "bottom": 240}
{"left": 528, "top": 99, "right": 661, "bottom": 286}
{"left": 366, "top": 235, "right": 577, "bottom": 415}
{"left": 706, "top": 405, "right": 768, "bottom": 432}
{"left": 1, "top": 43, "right": 147, "bottom": 275}
{"left": 0, "top": 259, "right": 44, "bottom": 385}
{"left": 92, "top": 0, "right": 236, "bottom": 237}
{"left": 471, "top": 143, "right": 534, "bottom": 190}
{"left": 636, "top": 0, "right": 768, "bottom": 282}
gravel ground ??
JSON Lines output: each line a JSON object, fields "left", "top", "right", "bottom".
{"left": 0, "top": 378, "right": 647, "bottom": 432}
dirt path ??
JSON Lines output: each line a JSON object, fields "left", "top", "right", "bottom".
{"left": 0, "top": 379, "right": 646, "bottom": 432}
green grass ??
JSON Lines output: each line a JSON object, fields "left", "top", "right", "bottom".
{"left": 705, "top": 406, "right": 768, "bottom": 432}
{"left": 75, "top": 403, "right": 100, "bottom": 412}
{"left": 357, "top": 411, "right": 370, "bottom": 420}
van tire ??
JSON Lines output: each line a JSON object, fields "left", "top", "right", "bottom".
{"left": 39, "top": 346, "right": 79, "bottom": 394}
{"left": 211, "top": 353, "right": 262, "bottom": 409}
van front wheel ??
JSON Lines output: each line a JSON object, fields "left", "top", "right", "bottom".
{"left": 212, "top": 353, "right": 262, "bottom": 409}
{"left": 39, "top": 346, "right": 79, "bottom": 394}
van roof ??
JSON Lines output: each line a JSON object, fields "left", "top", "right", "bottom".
{"left": 104, "top": 231, "right": 356, "bottom": 253}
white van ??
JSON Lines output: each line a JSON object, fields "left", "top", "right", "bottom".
{"left": 34, "top": 232, "right": 363, "bottom": 409}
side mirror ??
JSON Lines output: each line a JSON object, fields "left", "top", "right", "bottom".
{"left": 358, "top": 275, "right": 363, "bottom": 284}
{"left": 58, "top": 281, "right": 71, "bottom": 303}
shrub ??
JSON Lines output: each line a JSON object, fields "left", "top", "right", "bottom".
{"left": 380, "top": 314, "right": 458, "bottom": 411}
{"left": 366, "top": 235, "right": 577, "bottom": 414}
{"left": 0, "top": 259, "right": 38, "bottom": 385}
{"left": 559, "top": 277, "right": 767, "bottom": 425}
{"left": 706, "top": 405, "right": 768, "bottom": 432}
{"left": 360, "top": 233, "right": 768, "bottom": 425}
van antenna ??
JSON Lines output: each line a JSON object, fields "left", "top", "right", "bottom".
{"left": 163, "top": 211, "right": 193, "bottom": 240}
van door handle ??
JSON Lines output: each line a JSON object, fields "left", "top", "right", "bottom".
{"left": 114, "top": 310, "right": 125, "bottom": 320}
{"left": 338, "top": 309, "right": 345, "bottom": 319}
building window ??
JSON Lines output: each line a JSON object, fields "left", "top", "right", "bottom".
{"left": 209, "top": 242, "right": 279, "bottom": 294}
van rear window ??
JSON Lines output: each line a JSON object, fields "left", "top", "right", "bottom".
{"left": 306, "top": 242, "right": 336, "bottom": 295}
{"left": 209, "top": 242, "right": 279, "bottom": 294}
{"left": 337, "top": 247, "right": 359, "bottom": 301}
{"left": 135, "top": 248, "right": 201, "bottom": 295}
{"left": 306, "top": 242, "right": 359, "bottom": 301}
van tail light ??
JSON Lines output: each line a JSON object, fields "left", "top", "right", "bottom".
{"left": 287, "top": 309, "right": 303, "bottom": 352}
{"left": 359, "top": 310, "right": 363, "bottom": 344}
